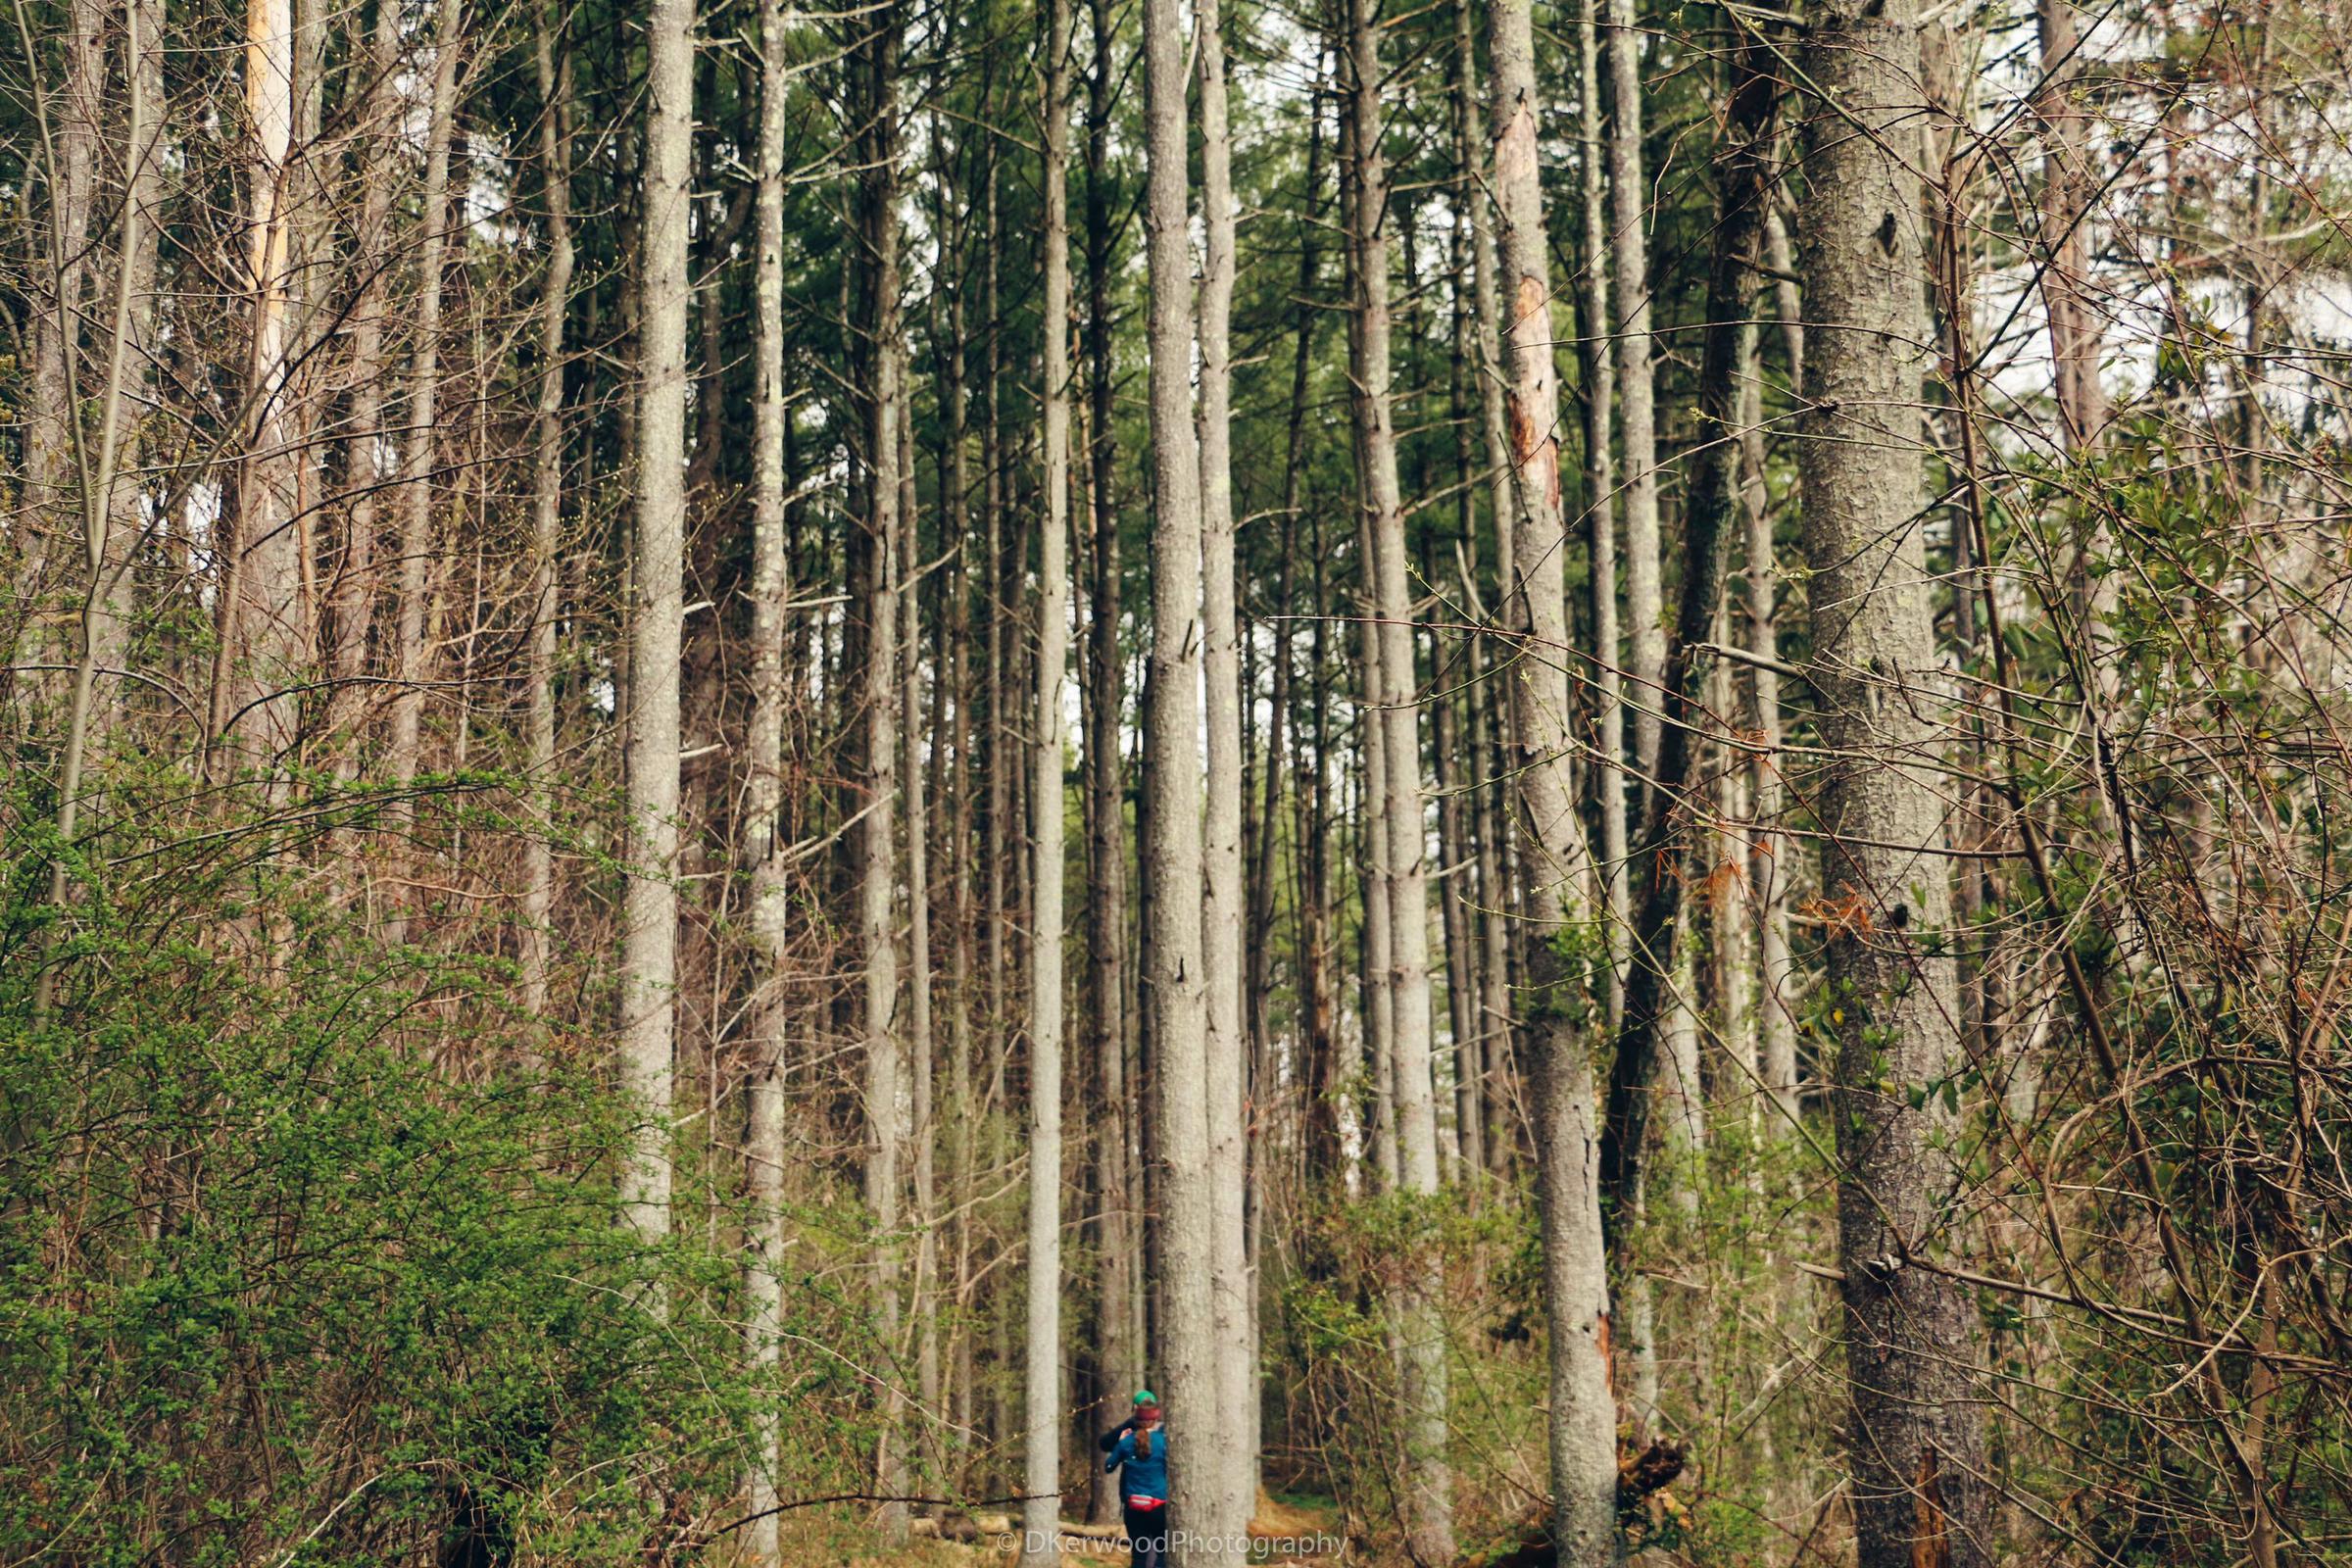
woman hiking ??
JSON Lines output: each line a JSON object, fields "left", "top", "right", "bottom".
{"left": 1102, "top": 1390, "right": 1170, "bottom": 1568}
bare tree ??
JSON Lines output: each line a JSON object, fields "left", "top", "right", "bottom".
{"left": 857, "top": 17, "right": 909, "bottom": 1543}
{"left": 1195, "top": 0, "right": 1254, "bottom": 1539}
{"left": 1442, "top": 0, "right": 1489, "bottom": 1189}
{"left": 386, "top": 0, "right": 464, "bottom": 834}
{"left": 1607, "top": 0, "right": 1660, "bottom": 785}
{"left": 324, "top": 0, "right": 404, "bottom": 778}
{"left": 1449, "top": 0, "right": 1516, "bottom": 1186}
{"left": 1602, "top": 12, "right": 1780, "bottom": 1233}
{"left": 620, "top": 0, "right": 689, "bottom": 1250}
{"left": 1577, "top": 0, "right": 1625, "bottom": 1026}
{"left": 1740, "top": 370, "right": 1796, "bottom": 1132}
{"left": 1141, "top": 0, "right": 1218, "bottom": 1540}
{"left": 900, "top": 335, "right": 940, "bottom": 1517}
{"left": 30, "top": 0, "right": 151, "bottom": 1026}
{"left": 521, "top": 0, "right": 572, "bottom": 1022}
{"left": 1489, "top": 0, "right": 1619, "bottom": 1554}
{"left": 743, "top": 0, "right": 795, "bottom": 1547}
{"left": 210, "top": 0, "right": 305, "bottom": 763}
{"left": 1080, "top": 0, "right": 1136, "bottom": 1514}
{"left": 1021, "top": 0, "right": 1074, "bottom": 1552}
{"left": 1347, "top": 0, "right": 1451, "bottom": 1551}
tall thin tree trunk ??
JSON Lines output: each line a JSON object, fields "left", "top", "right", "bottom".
{"left": 106, "top": 0, "right": 164, "bottom": 699}
{"left": 937, "top": 134, "right": 982, "bottom": 1496}
{"left": 1243, "top": 518, "right": 1292, "bottom": 1490}
{"left": 1605, "top": 0, "right": 1693, "bottom": 1242}
{"left": 1194, "top": 0, "right": 1253, "bottom": 1537}
{"left": 213, "top": 0, "right": 304, "bottom": 763}
{"left": 1578, "top": 0, "right": 1627, "bottom": 1026}
{"left": 78, "top": 0, "right": 137, "bottom": 726}
{"left": 1251, "top": 63, "right": 1322, "bottom": 1299}
{"left": 2035, "top": 0, "right": 2105, "bottom": 456}
{"left": 1797, "top": 3, "right": 1989, "bottom": 1559}
{"left": 621, "top": 0, "right": 688, "bottom": 1253}
{"left": 1081, "top": 0, "right": 1134, "bottom": 1513}
{"left": 1444, "top": 0, "right": 1488, "bottom": 1189}
{"left": 326, "top": 0, "right": 402, "bottom": 779}
{"left": 1141, "top": 0, "right": 1216, "bottom": 1538}
{"left": 742, "top": 0, "right": 793, "bottom": 1549}
{"left": 1607, "top": 0, "right": 1661, "bottom": 781}
{"left": 983, "top": 158, "right": 1011, "bottom": 1077}
{"left": 1347, "top": 0, "right": 1451, "bottom": 1551}
{"left": 858, "top": 21, "right": 909, "bottom": 1543}
{"left": 899, "top": 360, "right": 938, "bottom": 1512}
{"left": 1300, "top": 522, "right": 1342, "bottom": 1188}
{"left": 1021, "top": 0, "right": 1073, "bottom": 1552}
{"left": 521, "top": 5, "right": 572, "bottom": 1023}
{"left": 31, "top": 0, "right": 148, "bottom": 1028}
{"left": 1336, "top": 85, "right": 1393, "bottom": 1198}
{"left": 20, "top": 0, "right": 99, "bottom": 670}
{"left": 385, "top": 0, "right": 463, "bottom": 856}
{"left": 611, "top": 122, "right": 640, "bottom": 748}
{"left": 1454, "top": 0, "right": 1520, "bottom": 1182}
{"left": 1750, "top": 215, "right": 1800, "bottom": 1131}
{"left": 1739, "top": 372, "right": 1796, "bottom": 1130}
{"left": 1432, "top": 637, "right": 1483, "bottom": 1186}
{"left": 1600, "top": 18, "right": 1777, "bottom": 1228}
{"left": 1489, "top": 0, "right": 1620, "bottom": 1552}
{"left": 1469, "top": 639, "right": 1515, "bottom": 1181}
{"left": 1708, "top": 596, "right": 1756, "bottom": 1124}
{"left": 1353, "top": 521, "right": 1396, "bottom": 1191}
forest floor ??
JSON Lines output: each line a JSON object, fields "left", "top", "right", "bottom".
{"left": 807, "top": 1491, "right": 1351, "bottom": 1565}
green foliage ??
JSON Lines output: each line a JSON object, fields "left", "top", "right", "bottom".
{"left": 1276, "top": 1179, "right": 1551, "bottom": 1547}
{"left": 0, "top": 768, "right": 855, "bottom": 1566}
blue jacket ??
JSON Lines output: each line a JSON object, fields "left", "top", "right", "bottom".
{"left": 1104, "top": 1426, "right": 1169, "bottom": 1502}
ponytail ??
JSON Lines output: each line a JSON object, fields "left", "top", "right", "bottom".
{"left": 1137, "top": 1426, "right": 1153, "bottom": 1460}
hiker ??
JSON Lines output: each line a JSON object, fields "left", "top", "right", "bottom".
{"left": 1102, "top": 1390, "right": 1169, "bottom": 1568}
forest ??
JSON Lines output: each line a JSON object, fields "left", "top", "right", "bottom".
{"left": 5, "top": 0, "right": 2350, "bottom": 1561}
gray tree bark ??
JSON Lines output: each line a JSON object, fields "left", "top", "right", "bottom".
{"left": 1346, "top": 0, "right": 1451, "bottom": 1553}
{"left": 858, "top": 22, "right": 909, "bottom": 1541}
{"left": 1600, "top": 20, "right": 1777, "bottom": 1236}
{"left": 1490, "top": 0, "right": 1620, "bottom": 1557}
{"left": 620, "top": 0, "right": 688, "bottom": 1254}
{"left": 1751, "top": 212, "right": 1801, "bottom": 1132}
{"left": 1709, "top": 606, "right": 1756, "bottom": 1130}
{"left": 20, "top": 0, "right": 99, "bottom": 662}
{"left": 743, "top": 0, "right": 793, "bottom": 1552}
{"left": 1443, "top": 0, "right": 1489, "bottom": 1190}
{"left": 1355, "top": 563, "right": 1398, "bottom": 1192}
{"left": 899, "top": 357, "right": 940, "bottom": 1514}
{"left": 325, "top": 0, "right": 402, "bottom": 778}
{"left": 1195, "top": 0, "right": 1254, "bottom": 1539}
{"left": 1081, "top": 0, "right": 1136, "bottom": 1514}
{"left": 1607, "top": 0, "right": 1661, "bottom": 782}
{"left": 1740, "top": 370, "right": 1797, "bottom": 1132}
{"left": 1797, "top": 4, "right": 1990, "bottom": 1560}
{"left": 937, "top": 138, "right": 982, "bottom": 1500}
{"left": 30, "top": 0, "right": 150, "bottom": 1028}
{"left": 1451, "top": 0, "right": 1519, "bottom": 1185}
{"left": 1021, "top": 0, "right": 1073, "bottom": 1551}
{"left": 2035, "top": 0, "right": 2105, "bottom": 455}
{"left": 521, "top": 4, "right": 572, "bottom": 1024}
{"left": 1140, "top": 0, "right": 1215, "bottom": 1544}
{"left": 1579, "top": 0, "right": 1627, "bottom": 1028}
{"left": 386, "top": 0, "right": 463, "bottom": 828}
